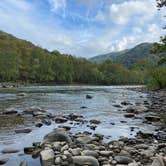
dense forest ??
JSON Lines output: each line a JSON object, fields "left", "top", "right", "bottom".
{"left": 0, "top": 30, "right": 165, "bottom": 87}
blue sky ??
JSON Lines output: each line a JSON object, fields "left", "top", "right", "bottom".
{"left": 0, "top": 0, "right": 165, "bottom": 58}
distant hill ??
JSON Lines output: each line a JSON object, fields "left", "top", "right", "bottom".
{"left": 89, "top": 43, "right": 158, "bottom": 67}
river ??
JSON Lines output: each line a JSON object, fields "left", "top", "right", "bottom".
{"left": 0, "top": 86, "right": 155, "bottom": 166}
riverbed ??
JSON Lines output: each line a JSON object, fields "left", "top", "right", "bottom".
{"left": 0, "top": 86, "right": 156, "bottom": 166}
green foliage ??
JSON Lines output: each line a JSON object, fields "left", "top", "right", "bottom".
{"left": 0, "top": 31, "right": 148, "bottom": 85}
{"left": 147, "top": 66, "right": 166, "bottom": 89}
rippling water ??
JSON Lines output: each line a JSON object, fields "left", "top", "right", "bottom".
{"left": 0, "top": 85, "right": 154, "bottom": 166}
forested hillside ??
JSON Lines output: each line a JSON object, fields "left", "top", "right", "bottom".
{"left": 0, "top": 31, "right": 160, "bottom": 85}
{"left": 90, "top": 43, "right": 158, "bottom": 67}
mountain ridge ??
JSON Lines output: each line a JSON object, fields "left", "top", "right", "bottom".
{"left": 89, "top": 43, "right": 158, "bottom": 67}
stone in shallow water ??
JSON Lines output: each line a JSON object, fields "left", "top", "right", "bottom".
{"left": 19, "top": 161, "right": 28, "bottom": 166}
{"left": 1, "top": 148, "right": 20, "bottom": 154}
{"left": 2, "top": 109, "right": 18, "bottom": 115}
{"left": 86, "top": 94, "right": 93, "bottom": 99}
{"left": 126, "top": 105, "right": 148, "bottom": 114}
{"left": 55, "top": 117, "right": 68, "bottom": 123}
{"left": 145, "top": 115, "right": 160, "bottom": 122}
{"left": 89, "top": 119, "right": 101, "bottom": 124}
{"left": 124, "top": 113, "right": 135, "bottom": 118}
{"left": 15, "top": 128, "right": 32, "bottom": 134}
{"left": 0, "top": 158, "right": 9, "bottom": 165}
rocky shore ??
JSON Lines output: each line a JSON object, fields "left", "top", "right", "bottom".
{"left": 0, "top": 89, "right": 166, "bottom": 166}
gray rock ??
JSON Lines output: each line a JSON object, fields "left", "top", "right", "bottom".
{"left": 42, "top": 119, "right": 51, "bottom": 126}
{"left": 15, "top": 128, "right": 32, "bottom": 134}
{"left": 151, "top": 156, "right": 165, "bottom": 166}
{"left": 17, "top": 93, "right": 26, "bottom": 97}
{"left": 19, "top": 161, "right": 28, "bottom": 166}
{"left": 126, "top": 106, "right": 148, "bottom": 114}
{"left": 24, "top": 147, "right": 35, "bottom": 154}
{"left": 2, "top": 109, "right": 18, "bottom": 115}
{"left": 43, "top": 128, "right": 72, "bottom": 143}
{"left": 81, "top": 150, "right": 99, "bottom": 158}
{"left": 2, "top": 148, "right": 20, "bottom": 154}
{"left": 100, "top": 151, "right": 113, "bottom": 157}
{"left": 0, "top": 158, "right": 9, "bottom": 165}
{"left": 86, "top": 95, "right": 93, "bottom": 99}
{"left": 72, "top": 156, "right": 99, "bottom": 166}
{"left": 55, "top": 157, "right": 61, "bottom": 164}
{"left": 76, "top": 135, "right": 92, "bottom": 144}
{"left": 145, "top": 115, "right": 160, "bottom": 122}
{"left": 40, "top": 149, "right": 54, "bottom": 166}
{"left": 70, "top": 148, "right": 81, "bottom": 156}
{"left": 55, "top": 117, "right": 68, "bottom": 123}
{"left": 114, "top": 156, "right": 133, "bottom": 164}
{"left": 124, "top": 113, "right": 135, "bottom": 118}
{"left": 89, "top": 119, "right": 101, "bottom": 124}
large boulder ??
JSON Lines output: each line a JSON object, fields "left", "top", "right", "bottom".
{"left": 43, "top": 128, "right": 72, "bottom": 144}
{"left": 40, "top": 149, "right": 54, "bottom": 166}
{"left": 114, "top": 156, "right": 133, "bottom": 164}
{"left": 151, "top": 156, "right": 165, "bottom": 166}
{"left": 72, "top": 156, "right": 99, "bottom": 166}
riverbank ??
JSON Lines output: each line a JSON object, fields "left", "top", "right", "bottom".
{"left": 0, "top": 86, "right": 165, "bottom": 166}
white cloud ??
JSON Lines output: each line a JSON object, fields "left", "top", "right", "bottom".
{"left": 0, "top": 0, "right": 164, "bottom": 58}
{"left": 106, "top": 0, "right": 157, "bottom": 25}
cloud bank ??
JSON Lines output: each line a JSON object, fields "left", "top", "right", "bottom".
{"left": 0, "top": 0, "right": 165, "bottom": 58}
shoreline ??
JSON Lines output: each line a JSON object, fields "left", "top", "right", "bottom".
{"left": 0, "top": 86, "right": 165, "bottom": 166}
{"left": 0, "top": 82, "right": 145, "bottom": 88}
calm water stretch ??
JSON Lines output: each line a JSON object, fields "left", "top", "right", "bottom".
{"left": 0, "top": 86, "right": 155, "bottom": 166}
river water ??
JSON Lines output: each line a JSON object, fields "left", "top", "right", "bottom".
{"left": 0, "top": 86, "right": 155, "bottom": 166}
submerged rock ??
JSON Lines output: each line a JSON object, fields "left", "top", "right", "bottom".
{"left": 124, "top": 113, "right": 135, "bottom": 118}
{"left": 0, "top": 158, "right": 9, "bottom": 165}
{"left": 126, "top": 105, "right": 148, "bottom": 114}
{"left": 19, "top": 161, "right": 28, "bottom": 166}
{"left": 1, "top": 148, "right": 20, "bottom": 154}
{"left": 15, "top": 128, "right": 32, "bottom": 134}
{"left": 55, "top": 117, "right": 68, "bottom": 123}
{"left": 145, "top": 115, "right": 160, "bottom": 122}
{"left": 89, "top": 119, "right": 101, "bottom": 124}
{"left": 2, "top": 109, "right": 18, "bottom": 115}
{"left": 86, "top": 95, "right": 93, "bottom": 99}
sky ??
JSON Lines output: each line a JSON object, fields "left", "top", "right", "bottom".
{"left": 0, "top": 0, "right": 165, "bottom": 58}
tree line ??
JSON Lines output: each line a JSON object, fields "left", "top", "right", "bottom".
{"left": 0, "top": 31, "right": 146, "bottom": 85}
